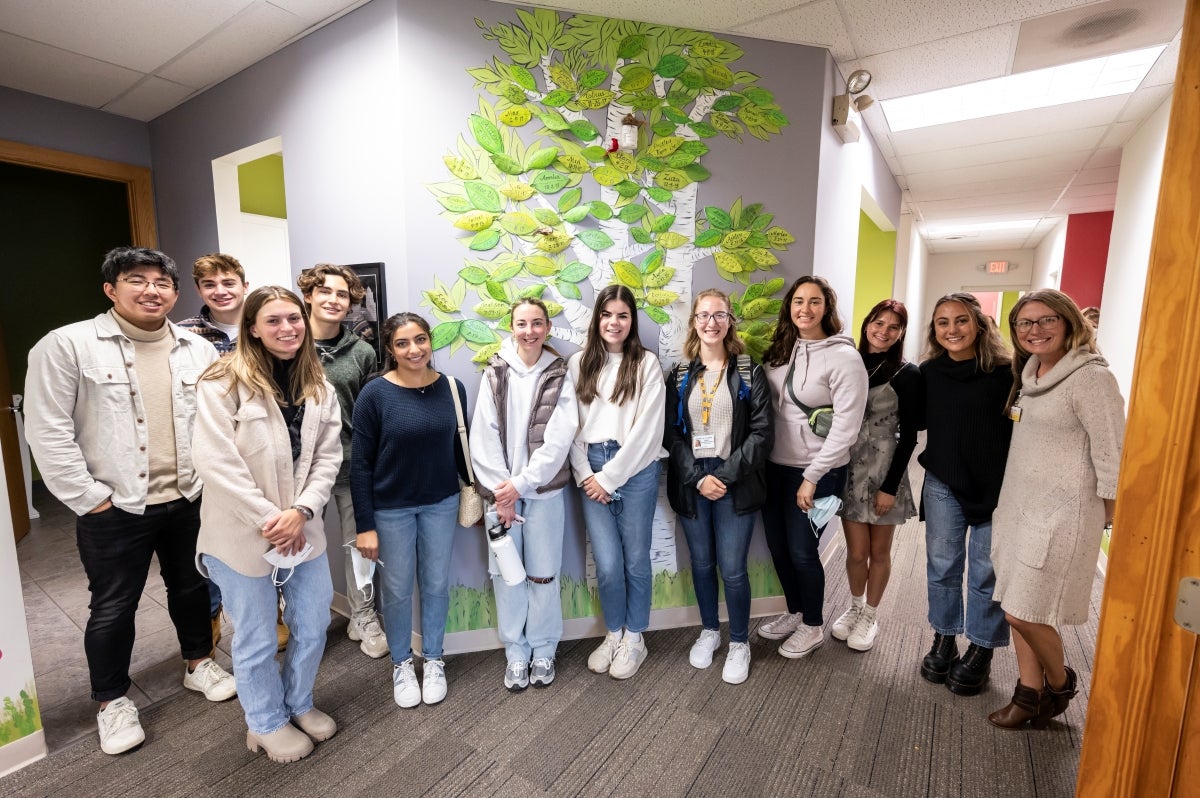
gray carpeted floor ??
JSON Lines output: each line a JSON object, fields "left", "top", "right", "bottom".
{"left": 2, "top": 513, "right": 1097, "bottom": 798}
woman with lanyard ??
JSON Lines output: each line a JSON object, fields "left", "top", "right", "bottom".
{"left": 757, "top": 276, "right": 867, "bottom": 659}
{"left": 830, "top": 299, "right": 922, "bottom": 652}
{"left": 194, "top": 286, "right": 342, "bottom": 763}
{"left": 570, "top": 284, "right": 666, "bottom": 681}
{"left": 351, "top": 312, "right": 468, "bottom": 709}
{"left": 664, "top": 289, "right": 772, "bottom": 684}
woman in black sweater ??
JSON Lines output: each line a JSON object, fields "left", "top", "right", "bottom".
{"left": 918, "top": 293, "right": 1013, "bottom": 696}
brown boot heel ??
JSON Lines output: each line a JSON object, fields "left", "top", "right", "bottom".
{"left": 988, "top": 682, "right": 1043, "bottom": 730}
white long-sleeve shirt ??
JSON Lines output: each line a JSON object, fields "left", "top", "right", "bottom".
{"left": 568, "top": 350, "right": 666, "bottom": 494}
{"left": 470, "top": 339, "right": 578, "bottom": 500}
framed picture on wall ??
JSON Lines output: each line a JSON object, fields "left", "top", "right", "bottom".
{"left": 345, "top": 262, "right": 387, "bottom": 368}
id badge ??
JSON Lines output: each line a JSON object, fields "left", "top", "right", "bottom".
{"left": 1008, "top": 405, "right": 1022, "bottom": 422}
{"left": 692, "top": 434, "right": 715, "bottom": 451}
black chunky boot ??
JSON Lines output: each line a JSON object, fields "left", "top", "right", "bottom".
{"left": 920, "top": 633, "right": 958, "bottom": 684}
{"left": 946, "top": 643, "right": 993, "bottom": 696}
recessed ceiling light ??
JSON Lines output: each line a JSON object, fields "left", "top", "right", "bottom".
{"left": 882, "top": 45, "right": 1167, "bottom": 132}
{"left": 923, "top": 219, "right": 1044, "bottom": 238}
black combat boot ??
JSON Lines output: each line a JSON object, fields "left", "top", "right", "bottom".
{"left": 919, "top": 633, "right": 958, "bottom": 684}
{"left": 946, "top": 643, "right": 993, "bottom": 696}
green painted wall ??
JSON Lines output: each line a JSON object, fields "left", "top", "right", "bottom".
{"left": 238, "top": 154, "right": 287, "bottom": 218}
{"left": 999, "top": 290, "right": 1021, "bottom": 346}
{"left": 851, "top": 210, "right": 897, "bottom": 338}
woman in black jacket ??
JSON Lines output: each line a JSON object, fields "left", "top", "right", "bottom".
{"left": 664, "top": 289, "right": 773, "bottom": 685}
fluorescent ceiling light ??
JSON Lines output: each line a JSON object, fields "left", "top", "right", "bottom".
{"left": 923, "top": 219, "right": 1042, "bottom": 237}
{"left": 882, "top": 45, "right": 1166, "bottom": 132}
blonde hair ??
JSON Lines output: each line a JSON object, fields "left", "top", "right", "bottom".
{"left": 683, "top": 289, "right": 744, "bottom": 360}
{"left": 201, "top": 286, "right": 327, "bottom": 405}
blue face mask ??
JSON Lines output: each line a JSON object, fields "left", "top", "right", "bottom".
{"left": 808, "top": 495, "right": 843, "bottom": 536}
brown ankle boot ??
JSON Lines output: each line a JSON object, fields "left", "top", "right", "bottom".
{"left": 988, "top": 682, "right": 1044, "bottom": 730}
{"left": 1045, "top": 666, "right": 1078, "bottom": 718}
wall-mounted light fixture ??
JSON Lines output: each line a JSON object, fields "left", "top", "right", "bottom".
{"left": 832, "top": 69, "right": 874, "bottom": 143}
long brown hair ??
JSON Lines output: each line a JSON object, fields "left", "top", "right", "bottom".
{"left": 510, "top": 297, "right": 561, "bottom": 358}
{"left": 858, "top": 298, "right": 908, "bottom": 377}
{"left": 684, "top": 289, "right": 744, "bottom": 361}
{"left": 201, "top": 286, "right": 327, "bottom": 404}
{"left": 379, "top": 312, "right": 432, "bottom": 374}
{"left": 576, "top": 285, "right": 645, "bottom": 406}
{"left": 922, "top": 292, "right": 1010, "bottom": 373}
{"left": 1004, "top": 289, "right": 1096, "bottom": 411}
{"left": 764, "top": 276, "right": 844, "bottom": 367}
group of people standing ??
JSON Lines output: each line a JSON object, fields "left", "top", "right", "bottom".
{"left": 24, "top": 245, "right": 1124, "bottom": 766}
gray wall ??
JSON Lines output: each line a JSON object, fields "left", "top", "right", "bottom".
{"left": 0, "top": 86, "right": 151, "bottom": 167}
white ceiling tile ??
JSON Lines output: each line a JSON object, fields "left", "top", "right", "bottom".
{"left": 732, "top": 0, "right": 856, "bottom": 58}
{"left": 490, "top": 0, "right": 821, "bottom": 36}
{"left": 1054, "top": 196, "right": 1117, "bottom": 214}
{"left": 1118, "top": 83, "right": 1174, "bottom": 121}
{"left": 101, "top": 76, "right": 197, "bottom": 122}
{"left": 158, "top": 2, "right": 309, "bottom": 89}
{"left": 1012, "top": 0, "right": 1184, "bottom": 73}
{"left": 0, "top": 32, "right": 142, "bottom": 108}
{"left": 856, "top": 26, "right": 1016, "bottom": 101}
{"left": 897, "top": 127, "right": 1106, "bottom": 172}
{"left": 1141, "top": 32, "right": 1181, "bottom": 86}
{"left": 910, "top": 170, "right": 1075, "bottom": 200}
{"left": 909, "top": 151, "right": 1090, "bottom": 188}
{"left": 1099, "top": 120, "right": 1138, "bottom": 147}
{"left": 1084, "top": 147, "right": 1123, "bottom": 168}
{"left": 1072, "top": 165, "right": 1121, "bottom": 184}
{"left": 268, "top": 0, "right": 367, "bottom": 25}
{"left": 0, "top": 0, "right": 252, "bottom": 73}
{"left": 1060, "top": 181, "right": 1119, "bottom": 198}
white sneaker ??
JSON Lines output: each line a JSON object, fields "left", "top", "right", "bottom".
{"left": 530, "top": 657, "right": 556, "bottom": 687}
{"left": 778, "top": 624, "right": 824, "bottom": 659}
{"left": 504, "top": 660, "right": 529, "bottom": 692}
{"left": 183, "top": 658, "right": 237, "bottom": 701}
{"left": 393, "top": 658, "right": 421, "bottom": 708}
{"left": 847, "top": 611, "right": 879, "bottom": 652}
{"left": 722, "top": 642, "right": 751, "bottom": 685}
{"left": 348, "top": 613, "right": 389, "bottom": 659}
{"left": 831, "top": 604, "right": 863, "bottom": 641}
{"left": 609, "top": 635, "right": 647, "bottom": 680}
{"left": 688, "top": 629, "right": 722, "bottom": 669}
{"left": 588, "top": 631, "right": 622, "bottom": 674}
{"left": 422, "top": 658, "right": 447, "bottom": 705}
{"left": 97, "top": 696, "right": 145, "bottom": 755}
{"left": 757, "top": 612, "right": 803, "bottom": 640}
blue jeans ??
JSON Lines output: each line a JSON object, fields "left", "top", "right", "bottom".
{"left": 761, "top": 463, "right": 846, "bottom": 626}
{"left": 581, "top": 442, "right": 660, "bottom": 633}
{"left": 681, "top": 458, "right": 754, "bottom": 643}
{"left": 203, "top": 552, "right": 334, "bottom": 735}
{"left": 375, "top": 493, "right": 458, "bottom": 662}
{"left": 489, "top": 495, "right": 565, "bottom": 663}
{"left": 922, "top": 472, "right": 1009, "bottom": 648}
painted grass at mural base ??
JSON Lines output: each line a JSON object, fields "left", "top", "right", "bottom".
{"left": 0, "top": 686, "right": 41, "bottom": 746}
{"left": 445, "top": 560, "right": 784, "bottom": 632}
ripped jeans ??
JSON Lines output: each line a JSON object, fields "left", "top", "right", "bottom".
{"left": 489, "top": 493, "right": 565, "bottom": 664}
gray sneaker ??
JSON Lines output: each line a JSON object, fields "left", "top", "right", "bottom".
{"left": 530, "top": 657, "right": 555, "bottom": 687}
{"left": 504, "top": 660, "right": 529, "bottom": 692}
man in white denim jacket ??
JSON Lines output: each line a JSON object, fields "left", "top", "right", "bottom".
{"left": 24, "top": 247, "right": 235, "bottom": 756}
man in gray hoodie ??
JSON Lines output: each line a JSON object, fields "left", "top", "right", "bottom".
{"left": 298, "top": 263, "right": 387, "bottom": 658}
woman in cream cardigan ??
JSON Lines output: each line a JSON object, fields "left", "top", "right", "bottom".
{"left": 194, "top": 286, "right": 342, "bottom": 763}
{"left": 988, "top": 289, "right": 1125, "bottom": 730}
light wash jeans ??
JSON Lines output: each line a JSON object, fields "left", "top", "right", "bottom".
{"left": 581, "top": 441, "right": 660, "bottom": 634}
{"left": 922, "top": 472, "right": 1010, "bottom": 648}
{"left": 375, "top": 493, "right": 458, "bottom": 663}
{"left": 680, "top": 458, "right": 754, "bottom": 643}
{"left": 332, "top": 482, "right": 374, "bottom": 619}
{"left": 489, "top": 494, "right": 565, "bottom": 664}
{"left": 203, "top": 552, "right": 334, "bottom": 735}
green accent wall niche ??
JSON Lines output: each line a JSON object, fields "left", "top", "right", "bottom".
{"left": 238, "top": 154, "right": 287, "bottom": 218}
{"left": 851, "top": 210, "right": 897, "bottom": 335}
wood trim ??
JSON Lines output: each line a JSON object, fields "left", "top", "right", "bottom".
{"left": 0, "top": 138, "right": 157, "bottom": 247}
{"left": 1076, "top": 0, "right": 1200, "bottom": 794}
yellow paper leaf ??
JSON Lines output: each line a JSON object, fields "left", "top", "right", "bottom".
{"left": 498, "top": 106, "right": 532, "bottom": 127}
{"left": 714, "top": 251, "right": 744, "bottom": 273}
{"left": 453, "top": 211, "right": 495, "bottom": 231}
{"left": 499, "top": 181, "right": 536, "bottom": 200}
{"left": 613, "top": 260, "right": 643, "bottom": 288}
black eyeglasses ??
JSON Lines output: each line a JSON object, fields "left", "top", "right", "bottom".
{"left": 694, "top": 312, "right": 730, "bottom": 324}
{"left": 1014, "top": 315, "right": 1061, "bottom": 332}
{"left": 119, "top": 276, "right": 175, "bottom": 292}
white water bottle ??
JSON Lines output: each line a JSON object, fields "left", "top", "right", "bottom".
{"left": 485, "top": 507, "right": 526, "bottom": 586}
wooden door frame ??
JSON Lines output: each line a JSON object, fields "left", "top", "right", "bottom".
{"left": 1077, "top": 0, "right": 1200, "bottom": 794}
{"left": 0, "top": 138, "right": 157, "bottom": 247}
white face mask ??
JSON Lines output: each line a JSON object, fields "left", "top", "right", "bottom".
{"left": 263, "top": 543, "right": 314, "bottom": 586}
{"left": 807, "top": 495, "right": 843, "bottom": 535}
{"left": 343, "top": 542, "right": 379, "bottom": 602}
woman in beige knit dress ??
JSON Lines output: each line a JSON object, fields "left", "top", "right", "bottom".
{"left": 988, "top": 290, "right": 1125, "bottom": 730}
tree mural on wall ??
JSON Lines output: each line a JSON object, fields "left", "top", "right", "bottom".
{"left": 424, "top": 8, "right": 795, "bottom": 367}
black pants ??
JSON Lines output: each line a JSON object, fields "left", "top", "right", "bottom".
{"left": 75, "top": 497, "right": 211, "bottom": 701}
{"left": 761, "top": 463, "right": 847, "bottom": 626}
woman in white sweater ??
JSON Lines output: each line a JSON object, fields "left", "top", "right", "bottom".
{"left": 194, "top": 287, "right": 342, "bottom": 764}
{"left": 570, "top": 284, "right": 666, "bottom": 681}
{"left": 988, "top": 290, "right": 1124, "bottom": 730}
{"left": 471, "top": 298, "right": 578, "bottom": 692}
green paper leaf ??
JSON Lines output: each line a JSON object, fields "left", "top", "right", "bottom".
{"left": 576, "top": 229, "right": 614, "bottom": 251}
{"left": 647, "top": 136, "right": 684, "bottom": 157}
{"left": 765, "top": 227, "right": 796, "bottom": 247}
{"left": 558, "top": 187, "right": 582, "bottom": 212}
{"left": 436, "top": 195, "right": 471, "bottom": 213}
{"left": 651, "top": 214, "right": 675, "bottom": 233}
{"left": 490, "top": 153, "right": 524, "bottom": 175}
{"left": 743, "top": 87, "right": 775, "bottom": 106}
{"left": 579, "top": 69, "right": 608, "bottom": 89}
{"left": 712, "top": 95, "right": 744, "bottom": 112}
{"left": 746, "top": 232, "right": 770, "bottom": 249}
{"left": 461, "top": 318, "right": 498, "bottom": 344}
{"left": 751, "top": 213, "right": 774, "bottom": 231}
{"left": 678, "top": 141, "right": 709, "bottom": 158}
{"left": 559, "top": 261, "right": 592, "bottom": 282}
{"left": 630, "top": 226, "right": 652, "bottom": 245}
{"left": 530, "top": 171, "right": 570, "bottom": 194}
{"left": 468, "top": 229, "right": 501, "bottom": 250}
{"left": 657, "top": 231, "right": 687, "bottom": 249}
{"left": 459, "top": 265, "right": 489, "bottom": 284}
{"left": 526, "top": 147, "right": 559, "bottom": 170}
{"left": 607, "top": 150, "right": 637, "bottom": 173}
{"left": 646, "top": 288, "right": 678, "bottom": 307}
{"left": 613, "top": 260, "right": 643, "bottom": 288}
{"left": 666, "top": 152, "right": 696, "bottom": 168}
{"left": 501, "top": 83, "right": 529, "bottom": 105}
{"left": 589, "top": 201, "right": 614, "bottom": 220}
{"left": 704, "top": 64, "right": 735, "bottom": 89}
{"left": 556, "top": 280, "right": 583, "bottom": 300}
{"left": 651, "top": 120, "right": 676, "bottom": 137}
{"left": 549, "top": 62, "right": 576, "bottom": 92}
{"left": 654, "top": 54, "right": 688, "bottom": 78}
{"left": 537, "top": 109, "right": 570, "bottom": 131}
{"left": 620, "top": 66, "right": 654, "bottom": 92}
{"left": 468, "top": 67, "right": 501, "bottom": 84}
{"left": 430, "top": 321, "right": 461, "bottom": 349}
{"left": 499, "top": 181, "right": 536, "bottom": 201}
{"left": 617, "top": 35, "right": 646, "bottom": 59}
{"left": 509, "top": 64, "right": 536, "bottom": 91}
{"left": 704, "top": 207, "right": 732, "bottom": 230}
{"left": 582, "top": 146, "right": 609, "bottom": 161}
{"left": 677, "top": 70, "right": 703, "bottom": 90}
{"left": 694, "top": 228, "right": 723, "bottom": 247}
{"left": 469, "top": 114, "right": 503, "bottom": 155}
{"left": 764, "top": 277, "right": 786, "bottom": 294}
{"left": 484, "top": 280, "right": 509, "bottom": 302}
{"left": 644, "top": 266, "right": 674, "bottom": 288}
{"left": 618, "top": 204, "right": 648, "bottom": 223}
{"left": 661, "top": 106, "right": 690, "bottom": 125}
{"left": 471, "top": 341, "right": 501, "bottom": 364}
{"left": 684, "top": 163, "right": 711, "bottom": 182}
{"left": 711, "top": 113, "right": 743, "bottom": 138}
{"left": 543, "top": 89, "right": 573, "bottom": 107}
{"left": 654, "top": 169, "right": 691, "bottom": 191}
{"left": 492, "top": 262, "right": 523, "bottom": 281}
{"left": 556, "top": 154, "right": 591, "bottom": 173}
{"left": 723, "top": 230, "right": 751, "bottom": 248}
{"left": 614, "top": 180, "right": 642, "bottom": 198}
{"left": 464, "top": 181, "right": 502, "bottom": 212}
{"left": 499, "top": 212, "right": 539, "bottom": 235}
{"left": 533, "top": 208, "right": 562, "bottom": 226}
{"left": 569, "top": 119, "right": 601, "bottom": 141}
{"left": 591, "top": 165, "right": 624, "bottom": 186}
{"left": 689, "top": 121, "right": 718, "bottom": 138}
{"left": 577, "top": 89, "right": 616, "bottom": 110}
{"left": 645, "top": 187, "right": 672, "bottom": 202}
{"left": 518, "top": 284, "right": 547, "bottom": 299}
{"left": 645, "top": 306, "right": 670, "bottom": 325}
{"left": 543, "top": 300, "right": 564, "bottom": 318}
{"left": 443, "top": 155, "right": 478, "bottom": 180}
{"left": 525, "top": 256, "right": 560, "bottom": 276}
{"left": 629, "top": 93, "right": 661, "bottom": 111}
{"left": 562, "top": 205, "right": 590, "bottom": 223}
{"left": 638, "top": 155, "right": 666, "bottom": 172}
{"left": 747, "top": 248, "right": 779, "bottom": 267}
{"left": 714, "top": 251, "right": 744, "bottom": 273}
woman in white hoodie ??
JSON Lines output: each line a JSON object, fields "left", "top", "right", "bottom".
{"left": 758, "top": 276, "right": 868, "bottom": 659}
{"left": 471, "top": 298, "right": 578, "bottom": 691}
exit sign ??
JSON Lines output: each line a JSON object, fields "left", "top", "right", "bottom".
{"left": 987, "top": 260, "right": 1010, "bottom": 274}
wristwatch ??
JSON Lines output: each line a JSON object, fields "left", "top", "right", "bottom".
{"left": 292, "top": 504, "right": 314, "bottom": 520}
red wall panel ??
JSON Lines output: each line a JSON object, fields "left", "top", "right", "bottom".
{"left": 1060, "top": 210, "right": 1114, "bottom": 310}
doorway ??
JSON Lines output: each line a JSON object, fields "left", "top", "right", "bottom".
{"left": 212, "top": 138, "right": 291, "bottom": 289}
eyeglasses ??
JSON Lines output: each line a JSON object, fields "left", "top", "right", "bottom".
{"left": 119, "top": 276, "right": 176, "bottom": 292}
{"left": 694, "top": 312, "right": 731, "bottom": 324}
{"left": 1014, "top": 315, "right": 1061, "bottom": 332}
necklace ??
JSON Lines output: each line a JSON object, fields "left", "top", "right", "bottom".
{"left": 388, "top": 370, "right": 438, "bottom": 393}
{"left": 697, "top": 363, "right": 725, "bottom": 427}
